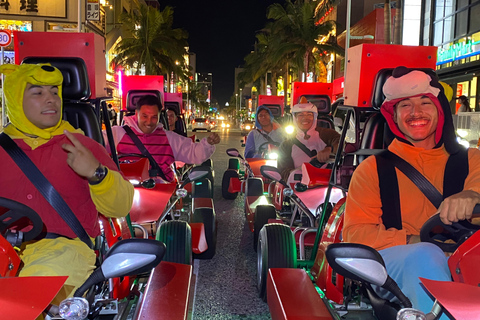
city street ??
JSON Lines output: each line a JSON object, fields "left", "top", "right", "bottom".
{"left": 190, "top": 128, "right": 271, "bottom": 319}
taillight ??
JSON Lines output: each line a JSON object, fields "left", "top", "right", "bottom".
{"left": 192, "top": 120, "right": 195, "bottom": 124}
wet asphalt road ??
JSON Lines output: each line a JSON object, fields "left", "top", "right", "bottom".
{"left": 191, "top": 128, "right": 271, "bottom": 320}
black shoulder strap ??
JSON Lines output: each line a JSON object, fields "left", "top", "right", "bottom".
{"left": 0, "top": 133, "right": 93, "bottom": 249}
{"left": 292, "top": 138, "right": 317, "bottom": 157}
{"left": 376, "top": 151, "right": 402, "bottom": 230}
{"left": 443, "top": 149, "right": 469, "bottom": 198}
{"left": 256, "top": 129, "right": 276, "bottom": 145}
{"left": 122, "top": 126, "right": 167, "bottom": 180}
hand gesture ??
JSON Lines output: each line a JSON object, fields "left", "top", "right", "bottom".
{"left": 436, "top": 190, "right": 480, "bottom": 225}
{"left": 62, "top": 130, "right": 100, "bottom": 178}
{"left": 316, "top": 146, "right": 332, "bottom": 162}
{"left": 207, "top": 132, "right": 221, "bottom": 145}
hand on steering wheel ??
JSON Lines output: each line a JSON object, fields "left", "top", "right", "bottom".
{"left": 420, "top": 208, "right": 480, "bottom": 252}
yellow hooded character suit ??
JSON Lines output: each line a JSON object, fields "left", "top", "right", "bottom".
{"left": 0, "top": 63, "right": 134, "bottom": 307}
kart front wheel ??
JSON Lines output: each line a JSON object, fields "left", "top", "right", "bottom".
{"left": 222, "top": 169, "right": 239, "bottom": 200}
{"left": 257, "top": 224, "right": 297, "bottom": 301}
{"left": 157, "top": 220, "right": 192, "bottom": 265}
{"left": 254, "top": 205, "right": 277, "bottom": 252}
{"left": 192, "top": 208, "right": 217, "bottom": 259}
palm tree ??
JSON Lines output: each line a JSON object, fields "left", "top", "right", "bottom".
{"left": 266, "top": 0, "right": 344, "bottom": 79}
{"left": 111, "top": 4, "right": 189, "bottom": 78}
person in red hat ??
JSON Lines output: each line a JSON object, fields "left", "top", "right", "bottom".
{"left": 344, "top": 67, "right": 480, "bottom": 316}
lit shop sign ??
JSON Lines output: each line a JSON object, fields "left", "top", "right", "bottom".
{"left": 437, "top": 38, "right": 480, "bottom": 65}
{"left": 0, "top": 0, "right": 66, "bottom": 18}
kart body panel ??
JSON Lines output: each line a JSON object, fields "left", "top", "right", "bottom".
{"left": 421, "top": 278, "right": 480, "bottom": 320}
{"left": 268, "top": 268, "right": 334, "bottom": 320}
{"left": 447, "top": 228, "right": 480, "bottom": 285}
{"left": 246, "top": 195, "right": 272, "bottom": 232}
{"left": 0, "top": 276, "right": 68, "bottom": 320}
{"left": 135, "top": 261, "right": 193, "bottom": 320}
{"left": 0, "top": 234, "right": 21, "bottom": 277}
{"left": 130, "top": 183, "right": 177, "bottom": 224}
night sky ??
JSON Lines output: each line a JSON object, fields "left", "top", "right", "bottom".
{"left": 160, "top": 0, "right": 280, "bottom": 107}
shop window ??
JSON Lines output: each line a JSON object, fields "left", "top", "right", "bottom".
{"left": 455, "top": 10, "right": 468, "bottom": 38}
{"left": 469, "top": 3, "right": 480, "bottom": 33}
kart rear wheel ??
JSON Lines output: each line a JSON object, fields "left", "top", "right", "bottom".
{"left": 254, "top": 205, "right": 277, "bottom": 252}
{"left": 257, "top": 224, "right": 297, "bottom": 301}
{"left": 192, "top": 208, "right": 217, "bottom": 259}
{"left": 246, "top": 178, "right": 263, "bottom": 197}
{"left": 157, "top": 220, "right": 192, "bottom": 265}
{"left": 193, "top": 178, "right": 213, "bottom": 198}
{"left": 222, "top": 169, "right": 239, "bottom": 200}
{"left": 228, "top": 158, "right": 240, "bottom": 170}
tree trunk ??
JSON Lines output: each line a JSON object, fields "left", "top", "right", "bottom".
{"left": 272, "top": 71, "right": 277, "bottom": 95}
{"left": 304, "top": 51, "right": 309, "bottom": 81}
{"left": 393, "top": 0, "right": 403, "bottom": 45}
{"left": 384, "top": 0, "right": 391, "bottom": 44}
{"left": 285, "top": 62, "right": 289, "bottom": 111}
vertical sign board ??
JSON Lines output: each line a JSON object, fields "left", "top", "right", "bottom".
{"left": 86, "top": 0, "right": 100, "bottom": 21}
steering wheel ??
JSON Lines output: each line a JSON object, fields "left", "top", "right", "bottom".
{"left": 420, "top": 212, "right": 480, "bottom": 252}
{"left": 257, "top": 141, "right": 280, "bottom": 157}
{"left": 118, "top": 153, "right": 148, "bottom": 162}
{"left": 309, "top": 154, "right": 335, "bottom": 168}
{"left": 0, "top": 197, "right": 44, "bottom": 244}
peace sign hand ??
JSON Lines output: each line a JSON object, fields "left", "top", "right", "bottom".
{"left": 62, "top": 130, "right": 100, "bottom": 178}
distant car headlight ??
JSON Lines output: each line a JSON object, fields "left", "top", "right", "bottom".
{"left": 285, "top": 125, "right": 294, "bottom": 135}
{"left": 227, "top": 124, "right": 230, "bottom": 128}
{"left": 221, "top": 123, "right": 226, "bottom": 128}
{"left": 245, "top": 125, "right": 251, "bottom": 130}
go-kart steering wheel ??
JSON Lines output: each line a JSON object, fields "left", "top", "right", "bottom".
{"left": 0, "top": 197, "right": 44, "bottom": 243}
{"left": 258, "top": 141, "right": 280, "bottom": 151}
{"left": 420, "top": 212, "right": 480, "bottom": 252}
{"left": 118, "top": 153, "right": 148, "bottom": 162}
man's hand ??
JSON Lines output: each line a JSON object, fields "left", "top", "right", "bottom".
{"left": 316, "top": 146, "right": 332, "bottom": 162}
{"left": 62, "top": 130, "right": 100, "bottom": 178}
{"left": 207, "top": 132, "right": 220, "bottom": 145}
{"left": 436, "top": 190, "right": 480, "bottom": 225}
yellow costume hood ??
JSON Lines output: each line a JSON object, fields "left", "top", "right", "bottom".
{"left": 0, "top": 63, "right": 65, "bottom": 139}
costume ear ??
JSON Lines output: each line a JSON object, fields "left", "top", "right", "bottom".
{"left": 0, "top": 64, "right": 19, "bottom": 75}
{"left": 299, "top": 96, "right": 308, "bottom": 104}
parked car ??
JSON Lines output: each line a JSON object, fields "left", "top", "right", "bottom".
{"left": 209, "top": 117, "right": 217, "bottom": 130}
{"left": 192, "top": 117, "right": 211, "bottom": 132}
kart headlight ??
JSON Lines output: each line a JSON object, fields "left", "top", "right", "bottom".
{"left": 283, "top": 188, "right": 294, "bottom": 197}
{"left": 268, "top": 152, "right": 278, "bottom": 160}
{"left": 59, "top": 297, "right": 89, "bottom": 320}
{"left": 457, "top": 129, "right": 468, "bottom": 138}
{"left": 457, "top": 137, "right": 470, "bottom": 149}
{"left": 245, "top": 125, "right": 251, "bottom": 130}
{"left": 176, "top": 188, "right": 188, "bottom": 198}
{"left": 285, "top": 125, "right": 294, "bottom": 135}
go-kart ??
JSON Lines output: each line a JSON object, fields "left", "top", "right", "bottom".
{"left": 263, "top": 197, "right": 480, "bottom": 320}
{"left": 0, "top": 197, "right": 165, "bottom": 320}
{"left": 221, "top": 142, "right": 279, "bottom": 200}
{"left": 118, "top": 154, "right": 217, "bottom": 261}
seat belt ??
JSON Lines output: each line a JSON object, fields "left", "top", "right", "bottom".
{"left": 256, "top": 129, "right": 278, "bottom": 146}
{"left": 122, "top": 125, "right": 168, "bottom": 181}
{"left": 376, "top": 149, "right": 468, "bottom": 230}
{"left": 0, "top": 133, "right": 93, "bottom": 249}
{"left": 292, "top": 138, "right": 317, "bottom": 158}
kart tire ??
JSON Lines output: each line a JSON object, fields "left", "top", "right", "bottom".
{"left": 222, "top": 169, "right": 239, "bottom": 200}
{"left": 193, "top": 178, "right": 213, "bottom": 199}
{"left": 192, "top": 208, "right": 217, "bottom": 259}
{"left": 156, "top": 220, "right": 192, "bottom": 265}
{"left": 201, "top": 159, "right": 213, "bottom": 168}
{"left": 254, "top": 205, "right": 277, "bottom": 252}
{"left": 257, "top": 224, "right": 297, "bottom": 301}
{"left": 228, "top": 158, "right": 240, "bottom": 170}
{"left": 246, "top": 177, "right": 263, "bottom": 197}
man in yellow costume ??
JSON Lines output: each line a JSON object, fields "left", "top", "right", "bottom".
{"left": 0, "top": 63, "right": 134, "bottom": 305}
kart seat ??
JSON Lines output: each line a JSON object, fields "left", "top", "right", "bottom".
{"left": 21, "top": 57, "right": 103, "bottom": 145}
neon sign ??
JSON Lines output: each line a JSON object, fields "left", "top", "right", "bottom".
{"left": 437, "top": 38, "right": 480, "bottom": 65}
